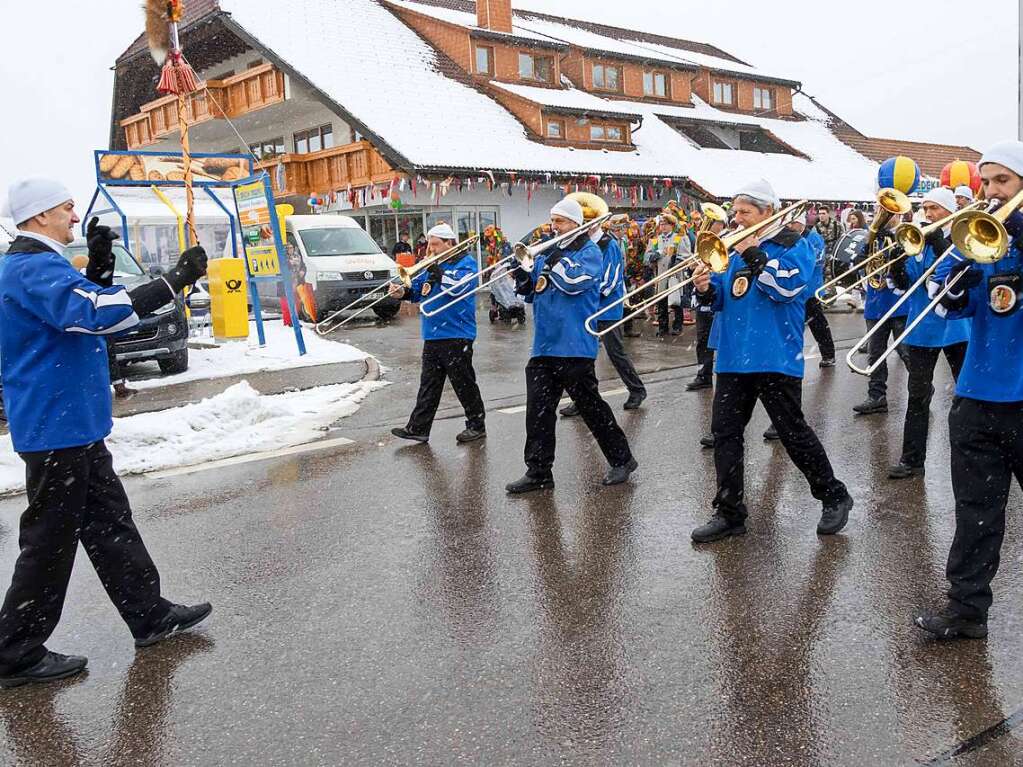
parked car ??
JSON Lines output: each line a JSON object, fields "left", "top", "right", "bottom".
{"left": 64, "top": 239, "right": 190, "bottom": 374}
{"left": 261, "top": 215, "right": 401, "bottom": 323}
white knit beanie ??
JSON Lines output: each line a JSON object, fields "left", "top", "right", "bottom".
{"left": 3, "top": 178, "right": 74, "bottom": 226}
{"left": 734, "top": 178, "right": 781, "bottom": 210}
{"left": 550, "top": 197, "right": 585, "bottom": 226}
{"left": 954, "top": 185, "right": 974, "bottom": 201}
{"left": 979, "top": 141, "right": 1023, "bottom": 178}
{"left": 427, "top": 223, "right": 457, "bottom": 241}
{"left": 922, "top": 187, "right": 957, "bottom": 215}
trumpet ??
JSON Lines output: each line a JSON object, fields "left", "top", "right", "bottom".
{"left": 585, "top": 200, "right": 807, "bottom": 338}
{"left": 418, "top": 213, "right": 613, "bottom": 316}
{"left": 314, "top": 235, "right": 479, "bottom": 335}
{"left": 816, "top": 201, "right": 986, "bottom": 304}
{"left": 845, "top": 192, "right": 1021, "bottom": 377}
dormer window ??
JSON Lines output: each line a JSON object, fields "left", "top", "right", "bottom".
{"left": 518, "top": 52, "right": 553, "bottom": 84}
{"left": 712, "top": 81, "right": 734, "bottom": 106}
{"left": 592, "top": 63, "right": 622, "bottom": 93}
{"left": 475, "top": 45, "right": 494, "bottom": 77}
{"left": 643, "top": 71, "right": 669, "bottom": 98}
{"left": 590, "top": 123, "right": 624, "bottom": 143}
{"left": 546, "top": 119, "right": 565, "bottom": 139}
{"left": 753, "top": 86, "right": 774, "bottom": 112}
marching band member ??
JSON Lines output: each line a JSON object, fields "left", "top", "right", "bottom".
{"left": 688, "top": 215, "right": 726, "bottom": 391}
{"left": 798, "top": 213, "right": 837, "bottom": 368}
{"left": 389, "top": 223, "right": 486, "bottom": 445}
{"left": 560, "top": 213, "right": 646, "bottom": 416}
{"left": 885, "top": 188, "right": 970, "bottom": 480}
{"left": 852, "top": 212, "right": 910, "bottom": 415}
{"left": 954, "top": 185, "right": 975, "bottom": 210}
{"left": 506, "top": 197, "right": 637, "bottom": 493}
{"left": 0, "top": 178, "right": 211, "bottom": 688}
{"left": 689, "top": 180, "right": 852, "bottom": 543}
{"left": 916, "top": 142, "right": 1023, "bottom": 639}
{"left": 645, "top": 213, "right": 689, "bottom": 337}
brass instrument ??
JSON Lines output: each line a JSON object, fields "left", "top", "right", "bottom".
{"left": 585, "top": 199, "right": 808, "bottom": 338}
{"left": 846, "top": 191, "right": 1023, "bottom": 377}
{"left": 314, "top": 235, "right": 479, "bottom": 335}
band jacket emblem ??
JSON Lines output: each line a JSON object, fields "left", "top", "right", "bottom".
{"left": 421, "top": 282, "right": 433, "bottom": 297}
{"left": 988, "top": 273, "right": 1020, "bottom": 315}
{"left": 535, "top": 274, "right": 549, "bottom": 294}
{"left": 731, "top": 268, "right": 752, "bottom": 299}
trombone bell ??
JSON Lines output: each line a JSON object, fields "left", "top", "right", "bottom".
{"left": 952, "top": 214, "right": 1008, "bottom": 264}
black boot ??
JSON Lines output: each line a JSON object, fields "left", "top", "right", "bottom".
{"left": 456, "top": 427, "right": 487, "bottom": 444}
{"left": 699, "top": 434, "right": 715, "bottom": 449}
{"left": 763, "top": 425, "right": 780, "bottom": 441}
{"left": 852, "top": 397, "right": 888, "bottom": 415}
{"left": 0, "top": 651, "right": 88, "bottom": 689}
{"left": 559, "top": 403, "right": 579, "bottom": 418}
{"left": 391, "top": 427, "right": 429, "bottom": 443}
{"left": 505, "top": 474, "right": 555, "bottom": 494}
{"left": 686, "top": 377, "right": 712, "bottom": 391}
{"left": 888, "top": 463, "right": 924, "bottom": 480}
{"left": 819, "top": 357, "right": 836, "bottom": 369}
{"left": 691, "top": 513, "right": 746, "bottom": 543}
{"left": 602, "top": 458, "right": 638, "bottom": 486}
{"left": 135, "top": 603, "right": 212, "bottom": 648}
{"left": 817, "top": 495, "right": 853, "bottom": 535}
{"left": 623, "top": 392, "right": 646, "bottom": 410}
{"left": 915, "top": 606, "right": 988, "bottom": 639}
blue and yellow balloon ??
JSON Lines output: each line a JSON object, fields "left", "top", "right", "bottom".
{"left": 877, "top": 155, "right": 921, "bottom": 195}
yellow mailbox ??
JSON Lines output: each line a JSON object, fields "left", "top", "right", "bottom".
{"left": 208, "top": 258, "right": 249, "bottom": 340}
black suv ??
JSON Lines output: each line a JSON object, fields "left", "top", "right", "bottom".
{"left": 64, "top": 240, "right": 190, "bottom": 374}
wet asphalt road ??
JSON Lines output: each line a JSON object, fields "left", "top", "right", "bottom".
{"left": 1, "top": 302, "right": 1022, "bottom": 766}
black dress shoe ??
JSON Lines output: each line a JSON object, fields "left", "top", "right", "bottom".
{"left": 559, "top": 403, "right": 579, "bottom": 418}
{"left": 655, "top": 329, "right": 667, "bottom": 338}
{"left": 624, "top": 330, "right": 642, "bottom": 338}
{"left": 819, "top": 357, "right": 836, "bottom": 368}
{"left": 135, "top": 603, "right": 212, "bottom": 648}
{"left": 391, "top": 427, "right": 429, "bottom": 443}
{"left": 623, "top": 392, "right": 646, "bottom": 410}
{"left": 915, "top": 606, "right": 988, "bottom": 639}
{"left": 699, "top": 434, "right": 715, "bottom": 449}
{"left": 686, "top": 378, "right": 712, "bottom": 391}
{"left": 602, "top": 458, "right": 638, "bottom": 485}
{"left": 691, "top": 513, "right": 746, "bottom": 543}
{"left": 852, "top": 397, "right": 887, "bottom": 415}
{"left": 0, "top": 651, "right": 88, "bottom": 689}
{"left": 670, "top": 328, "right": 682, "bottom": 336}
{"left": 763, "top": 425, "right": 780, "bottom": 441}
{"left": 817, "top": 495, "right": 853, "bottom": 535}
{"left": 888, "top": 463, "right": 924, "bottom": 479}
{"left": 456, "top": 428, "right": 486, "bottom": 444}
{"left": 505, "top": 474, "right": 555, "bottom": 494}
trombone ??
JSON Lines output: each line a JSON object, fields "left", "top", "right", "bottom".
{"left": 585, "top": 200, "right": 806, "bottom": 338}
{"left": 846, "top": 192, "right": 1020, "bottom": 377}
{"left": 816, "top": 201, "right": 986, "bottom": 305}
{"left": 418, "top": 213, "right": 613, "bottom": 317}
{"left": 314, "top": 235, "right": 479, "bottom": 335}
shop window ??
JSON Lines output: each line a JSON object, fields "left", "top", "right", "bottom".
{"left": 712, "top": 81, "right": 734, "bottom": 106}
{"left": 294, "top": 124, "right": 333, "bottom": 154}
{"left": 753, "top": 86, "right": 774, "bottom": 112}
{"left": 248, "top": 137, "right": 286, "bottom": 160}
{"left": 475, "top": 45, "right": 494, "bottom": 76}
{"left": 592, "top": 63, "right": 622, "bottom": 93}
{"left": 644, "top": 71, "right": 669, "bottom": 98}
{"left": 590, "top": 124, "right": 625, "bottom": 143}
{"left": 518, "top": 52, "right": 553, "bottom": 84}
{"left": 546, "top": 119, "right": 565, "bottom": 139}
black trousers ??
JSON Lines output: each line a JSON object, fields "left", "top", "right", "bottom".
{"left": 711, "top": 373, "right": 848, "bottom": 522}
{"left": 657, "top": 298, "right": 682, "bottom": 333}
{"left": 695, "top": 309, "right": 715, "bottom": 381}
{"left": 524, "top": 356, "right": 633, "bottom": 477}
{"left": 899, "top": 342, "right": 967, "bottom": 468}
{"left": 866, "top": 315, "right": 910, "bottom": 400}
{"left": 946, "top": 397, "right": 1023, "bottom": 619}
{"left": 596, "top": 320, "right": 645, "bottom": 397}
{"left": 804, "top": 298, "right": 835, "bottom": 360}
{"left": 407, "top": 339, "right": 486, "bottom": 435}
{"left": 0, "top": 441, "right": 171, "bottom": 675}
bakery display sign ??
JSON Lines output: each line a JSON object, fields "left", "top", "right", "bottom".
{"left": 94, "top": 150, "right": 253, "bottom": 187}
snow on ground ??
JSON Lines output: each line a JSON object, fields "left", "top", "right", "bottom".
{"left": 0, "top": 379, "right": 387, "bottom": 495}
{"left": 128, "top": 320, "right": 368, "bottom": 390}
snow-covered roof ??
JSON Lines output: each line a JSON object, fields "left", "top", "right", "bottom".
{"left": 490, "top": 81, "right": 643, "bottom": 119}
{"left": 385, "top": 0, "right": 559, "bottom": 45}
{"left": 218, "top": 0, "right": 877, "bottom": 200}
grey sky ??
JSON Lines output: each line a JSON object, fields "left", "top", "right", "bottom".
{"left": 0, "top": 0, "right": 1016, "bottom": 209}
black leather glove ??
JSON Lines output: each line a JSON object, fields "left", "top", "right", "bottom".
{"left": 946, "top": 260, "right": 982, "bottom": 291}
{"left": 888, "top": 254, "right": 910, "bottom": 290}
{"left": 85, "top": 217, "right": 118, "bottom": 287}
{"left": 924, "top": 227, "right": 949, "bottom": 253}
{"left": 1003, "top": 209, "right": 1023, "bottom": 240}
{"left": 740, "top": 246, "right": 768, "bottom": 275}
{"left": 164, "top": 246, "right": 208, "bottom": 293}
{"left": 427, "top": 262, "right": 444, "bottom": 285}
{"left": 513, "top": 264, "right": 534, "bottom": 295}
{"left": 695, "top": 283, "right": 717, "bottom": 306}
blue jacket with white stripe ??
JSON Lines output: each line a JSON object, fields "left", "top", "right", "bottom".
{"left": 596, "top": 234, "right": 626, "bottom": 322}
{"left": 805, "top": 227, "right": 826, "bottom": 294}
{"left": 700, "top": 229, "right": 814, "bottom": 378}
{"left": 406, "top": 253, "right": 478, "bottom": 341}
{"left": 0, "top": 237, "right": 142, "bottom": 452}
{"left": 516, "top": 232, "right": 602, "bottom": 359}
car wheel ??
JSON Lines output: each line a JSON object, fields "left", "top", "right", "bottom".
{"left": 158, "top": 347, "right": 189, "bottom": 375}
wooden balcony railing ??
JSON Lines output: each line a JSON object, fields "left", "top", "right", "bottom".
{"left": 257, "top": 141, "right": 396, "bottom": 198}
{"left": 121, "top": 63, "right": 287, "bottom": 149}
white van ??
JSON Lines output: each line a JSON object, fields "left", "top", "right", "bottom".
{"left": 268, "top": 214, "right": 401, "bottom": 321}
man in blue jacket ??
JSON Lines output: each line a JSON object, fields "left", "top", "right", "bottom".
{"left": 886, "top": 187, "right": 970, "bottom": 480}
{"left": 689, "top": 180, "right": 852, "bottom": 543}
{"left": 560, "top": 213, "right": 646, "bottom": 417}
{"left": 389, "top": 223, "right": 486, "bottom": 444}
{"left": 0, "top": 178, "right": 211, "bottom": 688}
{"left": 799, "top": 213, "right": 836, "bottom": 368}
{"left": 916, "top": 142, "right": 1023, "bottom": 639}
{"left": 506, "top": 197, "right": 637, "bottom": 493}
